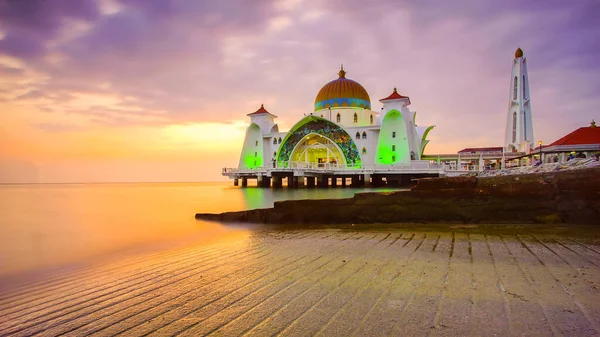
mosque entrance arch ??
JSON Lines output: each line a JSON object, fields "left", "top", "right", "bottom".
{"left": 289, "top": 133, "right": 346, "bottom": 168}
{"left": 276, "top": 116, "right": 362, "bottom": 168}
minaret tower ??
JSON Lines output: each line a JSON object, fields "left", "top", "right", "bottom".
{"left": 504, "top": 47, "right": 534, "bottom": 153}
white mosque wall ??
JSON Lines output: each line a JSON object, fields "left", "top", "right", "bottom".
{"left": 343, "top": 126, "right": 377, "bottom": 167}
{"left": 380, "top": 98, "right": 422, "bottom": 160}
{"left": 376, "top": 110, "right": 411, "bottom": 165}
{"left": 238, "top": 123, "right": 264, "bottom": 170}
{"left": 315, "top": 107, "right": 378, "bottom": 127}
{"left": 249, "top": 114, "right": 276, "bottom": 134}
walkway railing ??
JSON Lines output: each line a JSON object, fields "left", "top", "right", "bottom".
{"left": 223, "top": 160, "right": 448, "bottom": 175}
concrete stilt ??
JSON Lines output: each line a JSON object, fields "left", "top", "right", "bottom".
{"left": 272, "top": 176, "right": 282, "bottom": 188}
{"left": 331, "top": 177, "right": 338, "bottom": 187}
{"left": 306, "top": 176, "right": 315, "bottom": 187}
{"left": 297, "top": 177, "right": 305, "bottom": 187}
{"left": 234, "top": 178, "right": 239, "bottom": 186}
{"left": 263, "top": 176, "right": 271, "bottom": 188}
{"left": 290, "top": 176, "right": 298, "bottom": 188}
{"left": 241, "top": 177, "right": 248, "bottom": 187}
{"left": 341, "top": 177, "right": 347, "bottom": 187}
{"left": 351, "top": 175, "right": 360, "bottom": 187}
{"left": 364, "top": 174, "right": 372, "bottom": 187}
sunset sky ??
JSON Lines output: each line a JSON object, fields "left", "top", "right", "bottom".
{"left": 1, "top": 0, "right": 599, "bottom": 183}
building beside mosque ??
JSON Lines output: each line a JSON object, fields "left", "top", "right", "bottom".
{"left": 533, "top": 120, "right": 600, "bottom": 162}
{"left": 227, "top": 66, "right": 440, "bottom": 187}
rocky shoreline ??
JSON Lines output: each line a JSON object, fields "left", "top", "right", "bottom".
{"left": 197, "top": 167, "right": 600, "bottom": 225}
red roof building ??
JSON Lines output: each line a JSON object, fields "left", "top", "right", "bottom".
{"left": 547, "top": 122, "right": 599, "bottom": 146}
{"left": 536, "top": 120, "right": 599, "bottom": 159}
{"left": 458, "top": 146, "right": 504, "bottom": 154}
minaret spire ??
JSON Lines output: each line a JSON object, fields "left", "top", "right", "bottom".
{"left": 504, "top": 47, "right": 534, "bottom": 153}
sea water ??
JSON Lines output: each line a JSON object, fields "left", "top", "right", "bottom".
{"left": 0, "top": 182, "right": 401, "bottom": 277}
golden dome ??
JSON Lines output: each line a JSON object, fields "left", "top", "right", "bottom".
{"left": 314, "top": 66, "right": 371, "bottom": 111}
{"left": 515, "top": 47, "right": 524, "bottom": 58}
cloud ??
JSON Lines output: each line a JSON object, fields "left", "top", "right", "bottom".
{"left": 0, "top": 0, "right": 598, "bottom": 145}
{"left": 0, "top": 0, "right": 100, "bottom": 58}
{"left": 0, "top": 64, "right": 24, "bottom": 75}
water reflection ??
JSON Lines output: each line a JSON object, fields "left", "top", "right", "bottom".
{"left": 238, "top": 185, "right": 403, "bottom": 210}
{"left": 0, "top": 182, "right": 403, "bottom": 278}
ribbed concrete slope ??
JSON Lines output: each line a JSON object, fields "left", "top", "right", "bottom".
{"left": 1, "top": 228, "right": 599, "bottom": 336}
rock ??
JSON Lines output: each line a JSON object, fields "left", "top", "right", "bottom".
{"left": 195, "top": 167, "right": 600, "bottom": 225}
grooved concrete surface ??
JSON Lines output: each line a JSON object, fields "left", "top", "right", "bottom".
{"left": 1, "top": 229, "right": 600, "bottom": 336}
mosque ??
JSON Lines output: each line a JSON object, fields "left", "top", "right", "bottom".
{"left": 225, "top": 65, "right": 441, "bottom": 187}
{"left": 224, "top": 48, "right": 599, "bottom": 187}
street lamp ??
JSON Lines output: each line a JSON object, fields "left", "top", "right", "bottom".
{"left": 538, "top": 140, "right": 543, "bottom": 164}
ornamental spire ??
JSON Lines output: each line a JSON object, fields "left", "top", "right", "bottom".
{"left": 338, "top": 64, "right": 346, "bottom": 78}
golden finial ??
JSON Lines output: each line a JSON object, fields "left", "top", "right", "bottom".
{"left": 338, "top": 64, "right": 346, "bottom": 78}
{"left": 515, "top": 47, "right": 524, "bottom": 58}
{"left": 591, "top": 119, "right": 597, "bottom": 128}
{"left": 393, "top": 87, "right": 397, "bottom": 93}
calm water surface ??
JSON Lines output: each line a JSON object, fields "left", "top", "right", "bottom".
{"left": 0, "top": 182, "right": 400, "bottom": 277}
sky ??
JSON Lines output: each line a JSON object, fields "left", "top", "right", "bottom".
{"left": 0, "top": 0, "right": 599, "bottom": 183}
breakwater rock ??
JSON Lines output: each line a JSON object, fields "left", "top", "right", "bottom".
{"left": 197, "top": 167, "right": 600, "bottom": 225}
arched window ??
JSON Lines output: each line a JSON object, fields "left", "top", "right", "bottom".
{"left": 512, "top": 112, "right": 517, "bottom": 143}
{"left": 353, "top": 113, "right": 358, "bottom": 123}
{"left": 273, "top": 151, "right": 276, "bottom": 157}
{"left": 355, "top": 132, "right": 360, "bottom": 140}
{"left": 273, "top": 138, "right": 277, "bottom": 145}
{"left": 255, "top": 140, "right": 258, "bottom": 146}
{"left": 392, "top": 155, "right": 396, "bottom": 162}
{"left": 410, "top": 151, "right": 416, "bottom": 160}
{"left": 522, "top": 75, "right": 526, "bottom": 99}
{"left": 513, "top": 76, "right": 518, "bottom": 100}
{"left": 523, "top": 112, "right": 527, "bottom": 139}
{"left": 336, "top": 113, "right": 341, "bottom": 123}
{"left": 362, "top": 147, "right": 367, "bottom": 154}
{"left": 254, "top": 152, "right": 257, "bottom": 157}
{"left": 392, "top": 145, "right": 396, "bottom": 151}
{"left": 278, "top": 137, "right": 282, "bottom": 144}
{"left": 392, "top": 131, "right": 396, "bottom": 138}
{"left": 362, "top": 131, "right": 367, "bottom": 139}
{"left": 370, "top": 114, "right": 373, "bottom": 124}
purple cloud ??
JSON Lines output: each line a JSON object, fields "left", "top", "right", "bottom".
{"left": 0, "top": 0, "right": 100, "bottom": 59}
{"left": 0, "top": 0, "right": 598, "bottom": 146}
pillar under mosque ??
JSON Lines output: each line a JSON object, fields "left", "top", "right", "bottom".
{"left": 234, "top": 178, "right": 239, "bottom": 186}
{"left": 317, "top": 176, "right": 328, "bottom": 188}
{"left": 272, "top": 176, "right": 282, "bottom": 188}
{"left": 290, "top": 176, "right": 299, "bottom": 188}
{"left": 351, "top": 175, "right": 360, "bottom": 187}
{"left": 331, "top": 177, "right": 338, "bottom": 186}
{"left": 241, "top": 177, "right": 248, "bottom": 187}
{"left": 297, "top": 177, "right": 305, "bottom": 187}
{"left": 341, "top": 177, "right": 347, "bottom": 187}
{"left": 306, "top": 176, "right": 316, "bottom": 188}
{"left": 364, "top": 174, "right": 372, "bottom": 187}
